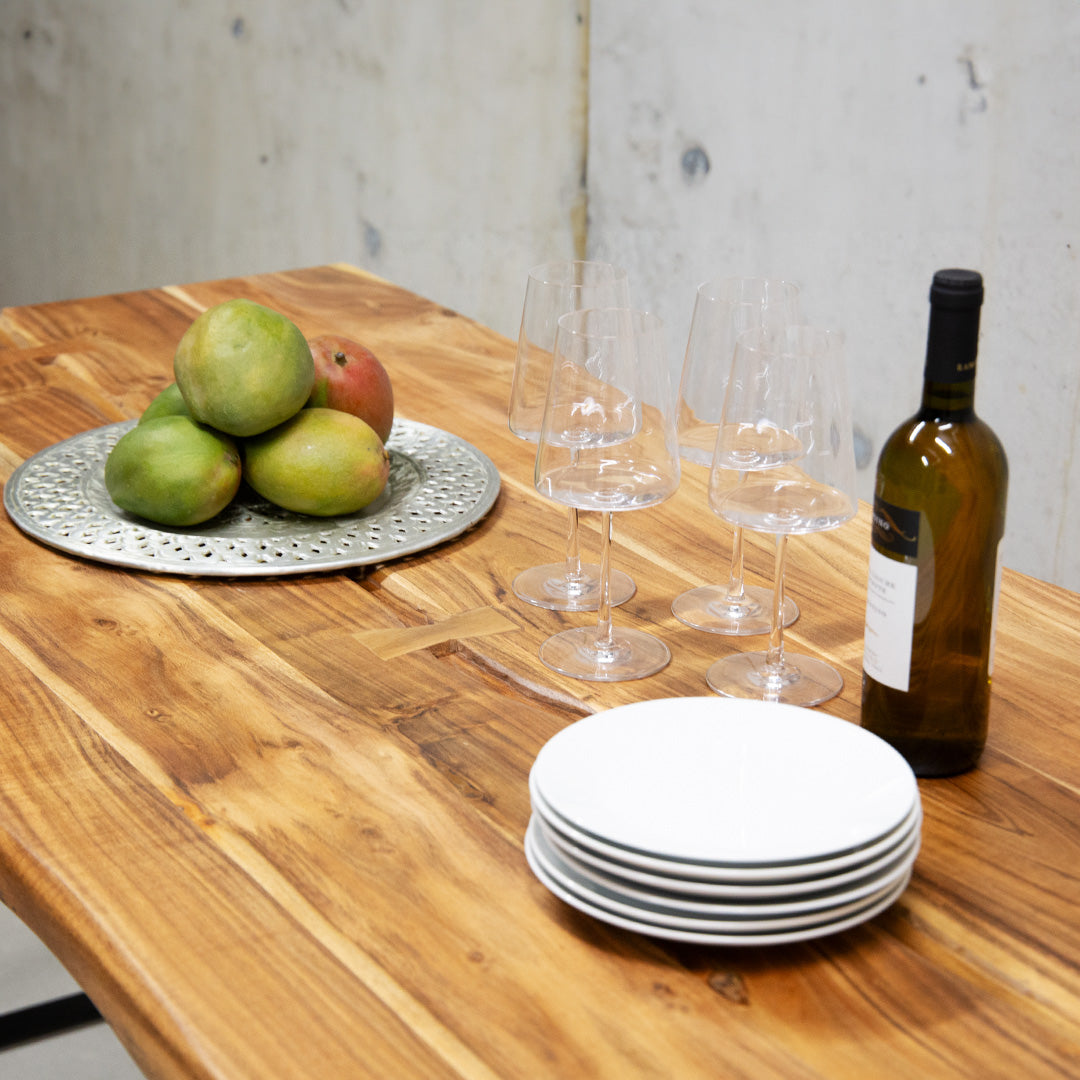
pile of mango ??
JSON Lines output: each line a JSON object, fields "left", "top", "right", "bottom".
{"left": 105, "top": 299, "right": 395, "bottom": 527}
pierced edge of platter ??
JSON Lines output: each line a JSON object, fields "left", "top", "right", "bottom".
{"left": 3, "top": 418, "right": 500, "bottom": 577}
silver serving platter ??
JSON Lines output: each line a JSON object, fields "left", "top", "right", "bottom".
{"left": 4, "top": 418, "right": 500, "bottom": 577}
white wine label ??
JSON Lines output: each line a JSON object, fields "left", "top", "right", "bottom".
{"left": 870, "top": 497, "right": 920, "bottom": 558}
{"left": 863, "top": 546, "right": 919, "bottom": 691}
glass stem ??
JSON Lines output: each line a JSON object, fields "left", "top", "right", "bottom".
{"left": 723, "top": 471, "right": 749, "bottom": 604}
{"left": 766, "top": 534, "right": 788, "bottom": 676}
{"left": 595, "top": 511, "right": 615, "bottom": 651}
{"left": 562, "top": 506, "right": 584, "bottom": 583}
{"left": 724, "top": 525, "right": 748, "bottom": 603}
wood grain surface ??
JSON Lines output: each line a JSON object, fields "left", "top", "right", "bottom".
{"left": 1, "top": 265, "right": 1078, "bottom": 1079}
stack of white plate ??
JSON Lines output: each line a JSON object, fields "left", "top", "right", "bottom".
{"left": 525, "top": 697, "right": 921, "bottom": 946}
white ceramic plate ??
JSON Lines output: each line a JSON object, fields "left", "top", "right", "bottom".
{"left": 530, "top": 773, "right": 920, "bottom": 885}
{"left": 534, "top": 814, "right": 921, "bottom": 912}
{"left": 530, "top": 698, "right": 918, "bottom": 865}
{"left": 525, "top": 823, "right": 912, "bottom": 947}
{"left": 528, "top": 818, "right": 916, "bottom": 932}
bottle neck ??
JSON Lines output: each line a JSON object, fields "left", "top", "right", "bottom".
{"left": 920, "top": 300, "right": 980, "bottom": 418}
{"left": 920, "top": 378, "right": 976, "bottom": 417}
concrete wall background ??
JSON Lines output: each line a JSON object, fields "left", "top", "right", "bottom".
{"left": 1, "top": 0, "right": 587, "bottom": 335}
{"left": 586, "top": 0, "right": 1080, "bottom": 591}
{"left": 2, "top": 1, "right": 1078, "bottom": 588}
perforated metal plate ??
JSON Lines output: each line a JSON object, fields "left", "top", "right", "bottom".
{"left": 4, "top": 418, "right": 500, "bottom": 576}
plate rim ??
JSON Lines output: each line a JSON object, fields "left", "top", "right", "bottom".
{"left": 525, "top": 824, "right": 912, "bottom": 947}
{"left": 530, "top": 697, "right": 919, "bottom": 866}
{"left": 533, "top": 808, "right": 922, "bottom": 904}
{"left": 527, "top": 817, "right": 915, "bottom": 933}
{"left": 530, "top": 778, "right": 921, "bottom": 884}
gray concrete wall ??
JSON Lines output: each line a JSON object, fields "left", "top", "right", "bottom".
{"left": 587, "top": 0, "right": 1080, "bottom": 589}
{"left": 3, "top": 1, "right": 1078, "bottom": 588}
{"left": 1, "top": 0, "right": 587, "bottom": 334}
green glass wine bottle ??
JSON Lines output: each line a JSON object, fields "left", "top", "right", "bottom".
{"left": 860, "top": 269, "right": 1008, "bottom": 776}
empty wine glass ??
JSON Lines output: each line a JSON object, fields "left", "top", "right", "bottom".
{"left": 705, "top": 325, "right": 857, "bottom": 706}
{"left": 508, "top": 260, "right": 635, "bottom": 611}
{"left": 534, "top": 307, "right": 681, "bottom": 681}
{"left": 672, "top": 276, "right": 802, "bottom": 635}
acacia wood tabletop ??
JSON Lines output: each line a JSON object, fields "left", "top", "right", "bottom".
{"left": 0, "top": 264, "right": 1078, "bottom": 1079}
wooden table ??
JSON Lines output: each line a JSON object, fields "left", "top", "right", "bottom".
{"left": 1, "top": 264, "right": 1078, "bottom": 1079}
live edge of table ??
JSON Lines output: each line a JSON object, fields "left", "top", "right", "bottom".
{"left": 0, "top": 264, "right": 1077, "bottom": 1080}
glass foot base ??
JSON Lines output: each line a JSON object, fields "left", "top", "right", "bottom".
{"left": 671, "top": 584, "right": 798, "bottom": 636}
{"left": 539, "top": 626, "right": 670, "bottom": 682}
{"left": 706, "top": 650, "right": 842, "bottom": 707}
{"left": 513, "top": 564, "right": 635, "bottom": 612}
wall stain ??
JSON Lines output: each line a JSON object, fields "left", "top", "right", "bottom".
{"left": 853, "top": 424, "right": 873, "bottom": 470}
{"left": 681, "top": 144, "right": 710, "bottom": 186}
{"left": 957, "top": 54, "right": 988, "bottom": 113}
{"left": 363, "top": 220, "right": 382, "bottom": 258}
{"left": 571, "top": 1, "right": 591, "bottom": 259}
{"left": 959, "top": 56, "right": 983, "bottom": 91}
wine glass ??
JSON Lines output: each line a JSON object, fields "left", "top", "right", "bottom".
{"left": 508, "top": 260, "right": 635, "bottom": 611}
{"left": 534, "top": 307, "right": 681, "bottom": 681}
{"left": 705, "top": 325, "right": 857, "bottom": 706}
{"left": 672, "top": 276, "right": 802, "bottom": 635}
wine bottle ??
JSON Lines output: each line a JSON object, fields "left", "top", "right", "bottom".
{"left": 860, "top": 269, "right": 1008, "bottom": 776}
